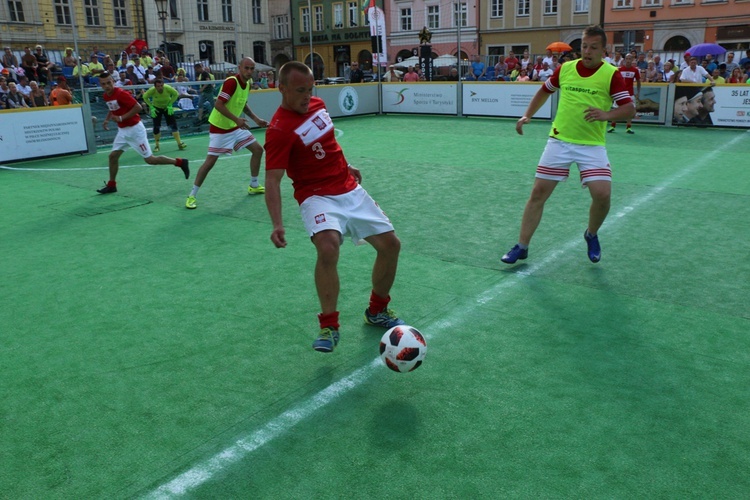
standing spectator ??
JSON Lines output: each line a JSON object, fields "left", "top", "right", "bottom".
{"left": 29, "top": 80, "right": 48, "bottom": 107}
{"left": 194, "top": 62, "right": 215, "bottom": 124}
{"left": 662, "top": 61, "right": 676, "bottom": 83}
{"left": 50, "top": 77, "right": 74, "bottom": 106}
{"left": 608, "top": 53, "right": 640, "bottom": 134}
{"left": 494, "top": 58, "right": 508, "bottom": 81}
{"left": 90, "top": 46, "right": 105, "bottom": 63}
{"left": 680, "top": 56, "right": 714, "bottom": 84}
{"left": 739, "top": 49, "right": 750, "bottom": 70}
{"left": 611, "top": 51, "right": 623, "bottom": 67}
{"left": 520, "top": 50, "right": 532, "bottom": 70}
{"left": 263, "top": 61, "right": 406, "bottom": 353}
{"left": 3, "top": 81, "right": 28, "bottom": 109}
{"left": 349, "top": 61, "right": 364, "bottom": 83}
{"left": 33, "top": 45, "right": 52, "bottom": 85}
{"left": 96, "top": 71, "right": 189, "bottom": 194}
{"left": 63, "top": 48, "right": 77, "bottom": 68}
{"left": 680, "top": 52, "right": 692, "bottom": 71}
{"left": 402, "top": 66, "right": 419, "bottom": 82}
{"left": 469, "top": 54, "right": 486, "bottom": 80}
{"left": 723, "top": 52, "right": 739, "bottom": 77}
{"left": 635, "top": 52, "right": 648, "bottom": 70}
{"left": 704, "top": 54, "right": 717, "bottom": 74}
{"left": 185, "top": 57, "right": 267, "bottom": 210}
{"left": 3, "top": 47, "right": 19, "bottom": 81}
{"left": 142, "top": 79, "right": 187, "bottom": 152}
{"left": 501, "top": 25, "right": 634, "bottom": 265}
{"left": 383, "top": 65, "right": 402, "bottom": 82}
{"left": 505, "top": 51, "right": 520, "bottom": 73}
{"left": 542, "top": 49, "right": 554, "bottom": 67}
{"left": 20, "top": 47, "right": 38, "bottom": 82}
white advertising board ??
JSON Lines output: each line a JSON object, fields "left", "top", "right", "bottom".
{"left": 0, "top": 105, "right": 88, "bottom": 163}
{"left": 380, "top": 83, "right": 458, "bottom": 114}
{"left": 462, "top": 82, "right": 552, "bottom": 119}
{"left": 704, "top": 85, "right": 750, "bottom": 128}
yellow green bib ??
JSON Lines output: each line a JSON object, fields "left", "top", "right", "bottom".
{"left": 550, "top": 60, "right": 617, "bottom": 146}
{"left": 209, "top": 76, "right": 249, "bottom": 130}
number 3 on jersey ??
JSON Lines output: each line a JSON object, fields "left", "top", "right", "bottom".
{"left": 312, "top": 142, "right": 325, "bottom": 159}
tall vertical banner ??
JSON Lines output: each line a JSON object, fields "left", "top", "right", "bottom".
{"left": 367, "top": 1, "right": 387, "bottom": 67}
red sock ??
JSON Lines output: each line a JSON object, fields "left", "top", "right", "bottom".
{"left": 318, "top": 311, "right": 340, "bottom": 330}
{"left": 368, "top": 291, "right": 390, "bottom": 315}
{"left": 175, "top": 158, "right": 184, "bottom": 167}
{"left": 107, "top": 180, "right": 116, "bottom": 187}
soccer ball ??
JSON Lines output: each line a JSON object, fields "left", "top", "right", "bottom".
{"left": 379, "top": 325, "right": 427, "bottom": 373}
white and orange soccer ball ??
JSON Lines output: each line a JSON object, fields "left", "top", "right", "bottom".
{"left": 379, "top": 325, "right": 427, "bottom": 373}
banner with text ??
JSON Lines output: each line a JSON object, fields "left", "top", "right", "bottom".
{"left": 673, "top": 84, "right": 750, "bottom": 128}
{"left": 462, "top": 82, "right": 552, "bottom": 119}
{"left": 380, "top": 83, "right": 457, "bottom": 114}
{"left": 0, "top": 105, "right": 88, "bottom": 163}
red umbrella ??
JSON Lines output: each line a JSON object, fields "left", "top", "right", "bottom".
{"left": 547, "top": 42, "right": 572, "bottom": 53}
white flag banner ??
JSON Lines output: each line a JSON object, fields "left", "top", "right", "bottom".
{"left": 368, "top": 4, "right": 387, "bottom": 66}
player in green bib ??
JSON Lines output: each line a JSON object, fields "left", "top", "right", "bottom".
{"left": 186, "top": 57, "right": 268, "bottom": 209}
{"left": 501, "top": 25, "right": 635, "bottom": 265}
{"left": 142, "top": 79, "right": 187, "bottom": 152}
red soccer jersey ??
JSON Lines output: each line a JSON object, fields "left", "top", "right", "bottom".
{"left": 264, "top": 97, "right": 358, "bottom": 205}
{"left": 545, "top": 60, "right": 633, "bottom": 106}
{"left": 617, "top": 65, "right": 641, "bottom": 95}
{"left": 103, "top": 87, "right": 141, "bottom": 128}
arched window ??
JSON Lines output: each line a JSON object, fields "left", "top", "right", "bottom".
{"left": 664, "top": 36, "right": 690, "bottom": 52}
{"left": 396, "top": 49, "right": 412, "bottom": 62}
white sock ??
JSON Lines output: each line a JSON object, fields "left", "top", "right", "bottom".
{"left": 190, "top": 185, "right": 200, "bottom": 197}
{"left": 250, "top": 176, "right": 259, "bottom": 188}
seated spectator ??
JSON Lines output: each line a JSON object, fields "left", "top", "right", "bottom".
{"left": 116, "top": 71, "right": 131, "bottom": 87}
{"left": 662, "top": 61, "right": 676, "bottom": 83}
{"left": 704, "top": 54, "right": 717, "bottom": 73}
{"left": 652, "top": 54, "right": 663, "bottom": 72}
{"left": 20, "top": 46, "right": 38, "bottom": 82}
{"left": 636, "top": 52, "right": 648, "bottom": 70}
{"left": 534, "top": 61, "right": 553, "bottom": 82}
{"left": 717, "top": 63, "right": 728, "bottom": 80}
{"left": 73, "top": 58, "right": 91, "bottom": 83}
{"left": 16, "top": 75, "right": 32, "bottom": 102}
{"left": 542, "top": 49, "right": 554, "bottom": 67}
{"left": 130, "top": 55, "right": 148, "bottom": 84}
{"left": 530, "top": 56, "right": 544, "bottom": 75}
{"left": 49, "top": 76, "right": 73, "bottom": 106}
{"left": 145, "top": 67, "right": 157, "bottom": 83}
{"left": 515, "top": 68, "right": 530, "bottom": 82}
{"left": 140, "top": 49, "right": 153, "bottom": 68}
{"left": 644, "top": 61, "right": 661, "bottom": 82}
{"left": 33, "top": 45, "right": 53, "bottom": 85}
{"left": 175, "top": 71, "right": 197, "bottom": 110}
{"left": 508, "top": 67, "right": 521, "bottom": 81}
{"left": 494, "top": 59, "right": 507, "bottom": 81}
{"left": 728, "top": 67, "right": 745, "bottom": 83}
{"left": 2, "top": 47, "right": 20, "bottom": 81}
{"left": 125, "top": 65, "right": 140, "bottom": 86}
{"left": 711, "top": 68, "right": 725, "bottom": 85}
{"left": 267, "top": 70, "right": 277, "bottom": 88}
{"left": 0, "top": 75, "right": 11, "bottom": 102}
{"left": 63, "top": 47, "right": 77, "bottom": 68}
{"left": 88, "top": 54, "right": 105, "bottom": 78}
{"left": 446, "top": 67, "right": 459, "bottom": 81}
{"left": 3, "top": 81, "right": 29, "bottom": 109}
{"left": 29, "top": 80, "right": 48, "bottom": 106}
{"left": 159, "top": 57, "right": 176, "bottom": 81}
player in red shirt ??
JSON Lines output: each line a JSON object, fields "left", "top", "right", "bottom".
{"left": 608, "top": 53, "right": 641, "bottom": 134}
{"left": 97, "top": 71, "right": 189, "bottom": 194}
{"left": 264, "top": 61, "right": 405, "bottom": 353}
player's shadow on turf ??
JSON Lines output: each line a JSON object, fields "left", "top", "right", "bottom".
{"left": 368, "top": 400, "right": 421, "bottom": 450}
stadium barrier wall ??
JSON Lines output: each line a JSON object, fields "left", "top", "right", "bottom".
{"left": 3, "top": 81, "right": 748, "bottom": 163}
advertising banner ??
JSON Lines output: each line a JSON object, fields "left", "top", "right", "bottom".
{"left": 634, "top": 84, "right": 667, "bottom": 124}
{"left": 462, "top": 82, "right": 552, "bottom": 119}
{"left": 0, "top": 105, "right": 88, "bottom": 163}
{"left": 381, "top": 83, "right": 457, "bottom": 114}
{"left": 671, "top": 85, "right": 750, "bottom": 128}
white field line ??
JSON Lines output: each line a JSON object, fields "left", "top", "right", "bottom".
{"left": 141, "top": 129, "right": 745, "bottom": 497}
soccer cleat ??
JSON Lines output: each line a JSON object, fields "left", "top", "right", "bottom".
{"left": 154, "top": 144, "right": 160, "bottom": 152}
{"left": 584, "top": 230, "right": 601, "bottom": 263}
{"left": 626, "top": 128, "right": 635, "bottom": 134}
{"left": 185, "top": 195, "right": 197, "bottom": 209}
{"left": 501, "top": 244, "right": 528, "bottom": 264}
{"left": 607, "top": 127, "right": 615, "bottom": 133}
{"left": 364, "top": 308, "right": 405, "bottom": 328}
{"left": 312, "top": 327, "right": 340, "bottom": 353}
{"left": 97, "top": 183, "right": 117, "bottom": 194}
{"left": 178, "top": 142, "right": 187, "bottom": 150}
{"left": 178, "top": 159, "right": 189, "bottom": 179}
{"left": 247, "top": 185, "right": 265, "bottom": 195}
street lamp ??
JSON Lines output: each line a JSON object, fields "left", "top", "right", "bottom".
{"left": 155, "top": 0, "right": 168, "bottom": 59}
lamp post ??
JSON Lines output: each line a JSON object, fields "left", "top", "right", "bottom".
{"left": 155, "top": 0, "right": 168, "bottom": 59}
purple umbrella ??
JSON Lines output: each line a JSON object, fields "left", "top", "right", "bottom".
{"left": 686, "top": 43, "right": 727, "bottom": 57}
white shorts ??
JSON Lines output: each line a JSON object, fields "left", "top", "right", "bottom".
{"left": 536, "top": 137, "right": 612, "bottom": 185}
{"left": 299, "top": 185, "right": 394, "bottom": 244}
{"left": 112, "top": 121, "right": 152, "bottom": 158}
{"left": 207, "top": 128, "right": 257, "bottom": 156}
